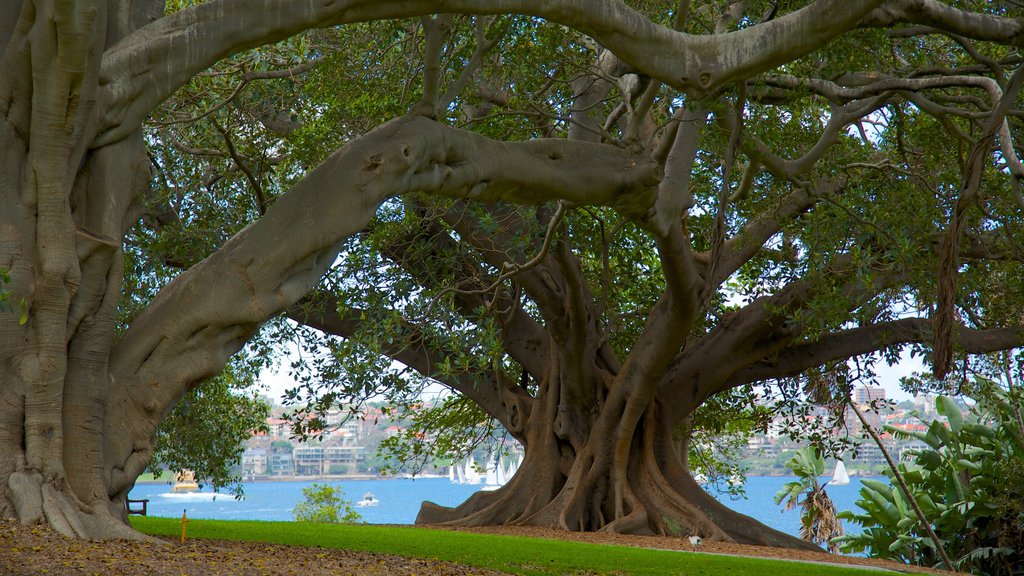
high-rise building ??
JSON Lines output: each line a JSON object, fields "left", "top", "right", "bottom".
{"left": 852, "top": 386, "right": 886, "bottom": 405}
{"left": 845, "top": 386, "right": 887, "bottom": 436}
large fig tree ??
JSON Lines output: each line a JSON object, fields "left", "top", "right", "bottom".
{"left": 2, "top": 0, "right": 1024, "bottom": 547}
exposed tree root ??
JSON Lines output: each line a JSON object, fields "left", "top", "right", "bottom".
{"left": 417, "top": 410, "right": 819, "bottom": 551}
{"left": 7, "top": 469, "right": 157, "bottom": 542}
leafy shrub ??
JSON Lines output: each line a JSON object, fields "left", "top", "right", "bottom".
{"left": 148, "top": 365, "right": 270, "bottom": 497}
{"left": 836, "top": 381, "right": 1023, "bottom": 575}
{"left": 292, "top": 483, "right": 362, "bottom": 524}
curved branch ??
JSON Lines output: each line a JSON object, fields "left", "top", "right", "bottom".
{"left": 104, "top": 114, "right": 655, "bottom": 487}
{"left": 863, "top": 0, "right": 1024, "bottom": 43}
{"left": 729, "top": 319, "right": 1024, "bottom": 387}
{"left": 763, "top": 73, "right": 1024, "bottom": 179}
{"left": 708, "top": 177, "right": 848, "bottom": 287}
{"left": 96, "top": 0, "right": 883, "bottom": 146}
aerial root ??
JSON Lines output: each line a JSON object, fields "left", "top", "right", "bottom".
{"left": 8, "top": 471, "right": 45, "bottom": 525}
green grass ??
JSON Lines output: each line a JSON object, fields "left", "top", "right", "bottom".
{"left": 131, "top": 517, "right": 887, "bottom": 576}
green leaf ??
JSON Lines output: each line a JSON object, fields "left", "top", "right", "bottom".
{"left": 937, "top": 396, "right": 963, "bottom": 435}
{"left": 864, "top": 488, "right": 899, "bottom": 526}
{"left": 957, "top": 459, "right": 982, "bottom": 473}
{"left": 861, "top": 479, "right": 893, "bottom": 499}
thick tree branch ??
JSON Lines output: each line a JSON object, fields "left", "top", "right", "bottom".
{"left": 660, "top": 247, "right": 905, "bottom": 420}
{"left": 707, "top": 178, "right": 848, "bottom": 287}
{"left": 649, "top": 107, "right": 707, "bottom": 239}
{"left": 863, "top": 0, "right": 1024, "bottom": 42}
{"left": 415, "top": 14, "right": 451, "bottom": 117}
{"left": 728, "top": 319, "right": 1024, "bottom": 386}
{"left": 96, "top": 0, "right": 884, "bottom": 146}
{"left": 104, "top": 114, "right": 654, "bottom": 487}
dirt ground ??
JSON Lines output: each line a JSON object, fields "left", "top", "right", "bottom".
{"left": 0, "top": 518, "right": 944, "bottom": 575}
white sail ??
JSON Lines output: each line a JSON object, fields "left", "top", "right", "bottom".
{"left": 464, "top": 458, "right": 481, "bottom": 484}
{"left": 484, "top": 463, "right": 498, "bottom": 485}
{"left": 481, "top": 460, "right": 501, "bottom": 491}
{"left": 495, "top": 458, "right": 507, "bottom": 485}
{"left": 449, "top": 465, "right": 456, "bottom": 483}
{"left": 830, "top": 460, "right": 850, "bottom": 486}
{"left": 456, "top": 462, "right": 466, "bottom": 483}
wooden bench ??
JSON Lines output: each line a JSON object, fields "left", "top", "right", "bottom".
{"left": 125, "top": 498, "right": 149, "bottom": 516}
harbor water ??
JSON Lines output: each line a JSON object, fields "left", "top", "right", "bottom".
{"left": 129, "top": 475, "right": 876, "bottom": 539}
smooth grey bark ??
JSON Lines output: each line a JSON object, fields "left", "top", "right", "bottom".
{"left": 0, "top": 1, "right": 24, "bottom": 54}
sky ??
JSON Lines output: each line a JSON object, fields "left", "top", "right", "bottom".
{"left": 258, "top": 348, "right": 925, "bottom": 406}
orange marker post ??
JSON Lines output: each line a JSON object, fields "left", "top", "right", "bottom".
{"left": 180, "top": 509, "right": 189, "bottom": 543}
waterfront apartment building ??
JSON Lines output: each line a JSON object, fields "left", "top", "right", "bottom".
{"left": 293, "top": 444, "right": 364, "bottom": 475}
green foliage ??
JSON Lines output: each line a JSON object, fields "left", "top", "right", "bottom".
{"left": 836, "top": 381, "right": 1023, "bottom": 574}
{"left": 292, "top": 483, "right": 361, "bottom": 524}
{"left": 682, "top": 386, "right": 776, "bottom": 498}
{"left": 0, "top": 268, "right": 9, "bottom": 313}
{"left": 148, "top": 364, "right": 270, "bottom": 497}
{"left": 0, "top": 268, "right": 27, "bottom": 325}
{"left": 375, "top": 395, "right": 498, "bottom": 475}
{"left": 775, "top": 446, "right": 843, "bottom": 552}
{"left": 132, "top": 516, "right": 886, "bottom": 576}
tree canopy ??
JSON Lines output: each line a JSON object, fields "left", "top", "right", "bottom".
{"left": 3, "top": 0, "right": 1024, "bottom": 544}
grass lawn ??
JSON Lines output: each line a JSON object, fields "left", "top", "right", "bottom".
{"left": 131, "top": 517, "right": 886, "bottom": 576}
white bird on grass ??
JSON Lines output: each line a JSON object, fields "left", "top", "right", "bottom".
{"left": 687, "top": 535, "right": 703, "bottom": 551}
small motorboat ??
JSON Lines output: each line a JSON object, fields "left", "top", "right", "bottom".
{"left": 356, "top": 492, "right": 378, "bottom": 507}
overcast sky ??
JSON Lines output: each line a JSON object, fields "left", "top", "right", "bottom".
{"left": 258, "top": 349, "right": 925, "bottom": 406}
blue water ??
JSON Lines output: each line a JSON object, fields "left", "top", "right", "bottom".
{"left": 129, "top": 476, "right": 872, "bottom": 538}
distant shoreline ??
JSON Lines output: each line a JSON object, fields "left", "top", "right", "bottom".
{"left": 134, "top": 471, "right": 881, "bottom": 485}
{"left": 134, "top": 473, "right": 449, "bottom": 485}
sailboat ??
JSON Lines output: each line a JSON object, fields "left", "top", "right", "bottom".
{"left": 827, "top": 460, "right": 850, "bottom": 486}
{"left": 463, "top": 457, "right": 481, "bottom": 484}
{"left": 481, "top": 460, "right": 501, "bottom": 491}
{"left": 505, "top": 455, "right": 521, "bottom": 479}
{"left": 495, "top": 458, "right": 508, "bottom": 486}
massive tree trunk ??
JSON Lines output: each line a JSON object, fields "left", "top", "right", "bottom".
{"left": 0, "top": 0, "right": 166, "bottom": 539}
{"left": 0, "top": 0, "right": 662, "bottom": 538}
{"left": 411, "top": 226, "right": 817, "bottom": 549}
